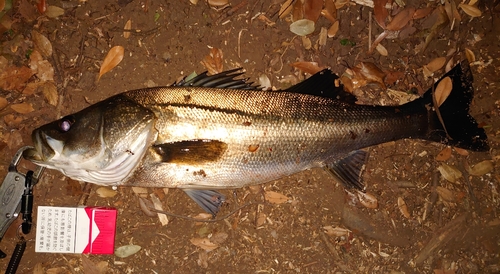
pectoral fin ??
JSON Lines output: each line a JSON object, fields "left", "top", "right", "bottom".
{"left": 183, "top": 189, "right": 226, "bottom": 216}
{"left": 325, "top": 150, "right": 368, "bottom": 190}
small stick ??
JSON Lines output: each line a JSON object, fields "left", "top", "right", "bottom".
{"left": 368, "top": 11, "right": 372, "bottom": 52}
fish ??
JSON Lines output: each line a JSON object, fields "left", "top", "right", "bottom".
{"left": 23, "top": 60, "right": 488, "bottom": 215}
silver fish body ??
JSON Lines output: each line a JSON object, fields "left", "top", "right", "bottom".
{"left": 24, "top": 61, "right": 488, "bottom": 191}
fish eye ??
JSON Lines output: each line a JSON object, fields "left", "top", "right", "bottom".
{"left": 58, "top": 115, "right": 75, "bottom": 132}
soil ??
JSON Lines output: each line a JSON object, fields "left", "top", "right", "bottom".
{"left": 1, "top": 0, "right": 499, "bottom": 273}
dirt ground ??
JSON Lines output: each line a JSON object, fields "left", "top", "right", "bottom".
{"left": 1, "top": 0, "right": 499, "bottom": 273}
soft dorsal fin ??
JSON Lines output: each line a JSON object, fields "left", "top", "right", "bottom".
{"left": 173, "top": 68, "right": 259, "bottom": 90}
{"left": 284, "top": 69, "right": 357, "bottom": 104}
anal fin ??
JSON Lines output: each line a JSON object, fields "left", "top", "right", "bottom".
{"left": 183, "top": 189, "right": 226, "bottom": 216}
{"left": 325, "top": 150, "right": 368, "bottom": 190}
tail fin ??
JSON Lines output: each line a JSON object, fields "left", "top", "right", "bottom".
{"left": 421, "top": 60, "right": 488, "bottom": 151}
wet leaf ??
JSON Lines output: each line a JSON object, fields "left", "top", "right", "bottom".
{"left": 397, "top": 197, "right": 410, "bottom": 218}
{"left": 207, "top": 0, "right": 228, "bottom": 6}
{"left": 290, "top": 61, "right": 324, "bottom": 75}
{"left": 327, "top": 20, "right": 339, "bottom": 38}
{"left": 32, "top": 30, "right": 52, "bottom": 57}
{"left": 11, "top": 102, "right": 34, "bottom": 114}
{"left": 436, "top": 147, "right": 452, "bottom": 161}
{"left": 436, "top": 186, "right": 456, "bottom": 202}
{"left": 42, "top": 81, "right": 58, "bottom": 106}
{"left": 303, "top": 0, "right": 322, "bottom": 22}
{"left": 289, "top": 19, "right": 315, "bottom": 36}
{"left": 467, "top": 160, "right": 494, "bottom": 176}
{"left": 115, "top": 244, "right": 141, "bottom": 258}
{"left": 124, "top": 19, "right": 132, "bottom": 39}
{"left": 96, "top": 187, "right": 117, "bottom": 198}
{"left": 357, "top": 191, "right": 378, "bottom": 209}
{"left": 279, "top": 0, "right": 294, "bottom": 19}
{"left": 45, "top": 5, "right": 64, "bottom": 18}
{"left": 200, "top": 47, "right": 223, "bottom": 75}
{"left": 98, "top": 46, "right": 125, "bottom": 80}
{"left": 465, "top": 48, "right": 475, "bottom": 63}
{"left": 0, "top": 97, "right": 7, "bottom": 110}
{"left": 438, "top": 163, "right": 462, "bottom": 183}
{"left": 375, "top": 43, "right": 388, "bottom": 56}
{"left": 323, "top": 225, "right": 350, "bottom": 237}
{"left": 264, "top": 191, "right": 289, "bottom": 204}
{"left": 458, "top": 3, "right": 481, "bottom": 17}
{"left": 373, "top": 0, "right": 388, "bottom": 28}
{"left": 190, "top": 238, "right": 219, "bottom": 251}
{"left": 386, "top": 7, "right": 415, "bottom": 31}
{"left": 434, "top": 76, "right": 452, "bottom": 107}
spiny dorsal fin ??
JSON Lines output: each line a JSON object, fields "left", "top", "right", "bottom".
{"left": 173, "top": 68, "right": 260, "bottom": 90}
{"left": 284, "top": 69, "right": 357, "bottom": 104}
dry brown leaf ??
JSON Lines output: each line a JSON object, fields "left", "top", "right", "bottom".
{"left": 99, "top": 46, "right": 125, "bottom": 80}
{"left": 132, "top": 186, "right": 148, "bottom": 197}
{"left": 413, "top": 7, "right": 433, "bottom": 19}
{"left": 292, "top": 0, "right": 303, "bottom": 21}
{"left": 323, "top": 225, "right": 350, "bottom": 237}
{"left": 425, "top": 57, "right": 446, "bottom": 74}
{"left": 321, "top": 9, "right": 336, "bottom": 23}
{"left": 327, "top": 20, "right": 339, "bottom": 38}
{"left": 0, "top": 66, "right": 34, "bottom": 92}
{"left": 318, "top": 27, "right": 327, "bottom": 46}
{"left": 357, "top": 191, "right": 378, "bottom": 209}
{"left": 264, "top": 191, "right": 289, "bottom": 204}
{"left": 290, "top": 61, "right": 324, "bottom": 75}
{"left": 352, "top": 62, "right": 386, "bottom": 89}
{"left": 453, "top": 147, "right": 469, "bottom": 156}
{"left": 29, "top": 50, "right": 54, "bottom": 82}
{"left": 82, "top": 256, "right": 108, "bottom": 274}
{"left": 42, "top": 82, "right": 58, "bottom": 106}
{"left": 368, "top": 30, "right": 389, "bottom": 54}
{"left": 96, "top": 187, "right": 117, "bottom": 198}
{"left": 189, "top": 0, "right": 199, "bottom": 4}
{"left": 386, "top": 7, "right": 415, "bottom": 31}
{"left": 190, "top": 238, "right": 219, "bottom": 251}
{"left": 4, "top": 114, "right": 24, "bottom": 128}
{"left": 421, "top": 6, "right": 449, "bottom": 53}
{"left": 436, "top": 147, "right": 452, "bottom": 161}
{"left": 302, "top": 36, "right": 312, "bottom": 50}
{"left": 208, "top": 0, "right": 228, "bottom": 6}
{"left": 465, "top": 48, "right": 475, "bottom": 63}
{"left": 32, "top": 30, "right": 52, "bottom": 57}
{"left": 124, "top": 19, "right": 132, "bottom": 39}
{"left": 210, "top": 232, "right": 228, "bottom": 245}
{"left": 434, "top": 76, "right": 452, "bottom": 107}
{"left": 256, "top": 212, "right": 266, "bottom": 227}
{"left": 438, "top": 163, "right": 462, "bottom": 183}
{"left": 11, "top": 102, "right": 34, "bottom": 114}
{"left": 458, "top": 3, "right": 482, "bottom": 17}
{"left": 0, "top": 97, "right": 7, "bottom": 110}
{"left": 397, "top": 197, "right": 410, "bottom": 218}
{"left": 200, "top": 47, "right": 223, "bottom": 75}
{"left": 467, "top": 160, "right": 494, "bottom": 176}
{"left": 436, "top": 186, "right": 456, "bottom": 202}
{"left": 279, "top": 0, "right": 294, "bottom": 18}
{"left": 150, "top": 193, "right": 168, "bottom": 226}
{"left": 375, "top": 43, "right": 388, "bottom": 56}
{"left": 373, "top": 0, "right": 388, "bottom": 29}
{"left": 304, "top": 0, "right": 323, "bottom": 22}
{"left": 45, "top": 5, "right": 64, "bottom": 18}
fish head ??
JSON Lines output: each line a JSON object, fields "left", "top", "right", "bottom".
{"left": 23, "top": 95, "right": 156, "bottom": 184}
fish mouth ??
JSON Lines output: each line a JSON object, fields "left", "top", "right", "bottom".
{"left": 23, "top": 130, "right": 55, "bottom": 163}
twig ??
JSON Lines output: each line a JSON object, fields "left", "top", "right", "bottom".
{"left": 368, "top": 11, "right": 372, "bottom": 52}
{"left": 423, "top": 171, "right": 439, "bottom": 221}
{"left": 238, "top": 29, "right": 247, "bottom": 58}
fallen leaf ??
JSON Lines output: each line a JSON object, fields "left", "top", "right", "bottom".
{"left": 132, "top": 186, "right": 148, "bottom": 196}
{"left": 413, "top": 7, "right": 433, "bottom": 19}
{"left": 303, "top": 0, "right": 322, "bottom": 22}
{"left": 264, "top": 191, "right": 289, "bottom": 204}
{"left": 397, "top": 197, "right": 410, "bottom": 218}
{"left": 0, "top": 97, "right": 7, "bottom": 110}
{"left": 386, "top": 7, "right": 415, "bottom": 31}
{"left": 327, "top": 20, "right": 339, "bottom": 38}
{"left": 99, "top": 46, "right": 125, "bottom": 80}
{"left": 207, "top": 0, "right": 228, "bottom": 6}
{"left": 318, "top": 27, "right": 327, "bottom": 46}
{"left": 115, "top": 245, "right": 141, "bottom": 258}
{"left": 256, "top": 212, "right": 266, "bottom": 226}
{"left": 375, "top": 43, "right": 388, "bottom": 56}
{"left": 436, "top": 147, "right": 452, "bottom": 161}
{"left": 189, "top": 0, "right": 199, "bottom": 4}
{"left": 45, "top": 5, "right": 64, "bottom": 18}
{"left": 0, "top": 66, "right": 34, "bottom": 92}
{"left": 290, "top": 61, "right": 324, "bottom": 75}
{"left": 292, "top": 0, "right": 303, "bottom": 21}
{"left": 466, "top": 160, "right": 494, "bottom": 176}
{"left": 436, "top": 186, "right": 456, "bottom": 202}
{"left": 32, "top": 30, "right": 52, "bottom": 57}
{"left": 302, "top": 36, "right": 312, "bottom": 50}
{"left": 82, "top": 256, "right": 108, "bottom": 274}
{"left": 279, "top": 0, "right": 294, "bottom": 18}
{"left": 11, "top": 102, "right": 34, "bottom": 114}
{"left": 289, "top": 19, "right": 315, "bottom": 36}
{"left": 424, "top": 57, "right": 446, "bottom": 75}
{"left": 190, "top": 238, "right": 219, "bottom": 251}
{"left": 124, "top": 19, "right": 132, "bottom": 39}
{"left": 434, "top": 76, "right": 452, "bottom": 107}
{"left": 323, "top": 225, "right": 350, "bottom": 237}
{"left": 351, "top": 62, "right": 386, "bottom": 89}
{"left": 438, "top": 163, "right": 462, "bottom": 183}
{"left": 465, "top": 48, "right": 475, "bottom": 63}
{"left": 150, "top": 193, "right": 168, "bottom": 226}
{"left": 373, "top": 0, "right": 388, "bottom": 28}
{"left": 29, "top": 51, "right": 54, "bottom": 82}
{"left": 458, "top": 3, "right": 481, "bottom": 17}
{"left": 200, "top": 47, "right": 223, "bottom": 75}
{"left": 357, "top": 191, "right": 378, "bottom": 209}
{"left": 453, "top": 147, "right": 469, "bottom": 156}
{"left": 210, "top": 232, "right": 228, "bottom": 245}
{"left": 421, "top": 6, "right": 449, "bottom": 52}
{"left": 324, "top": 0, "right": 337, "bottom": 22}
{"left": 96, "top": 187, "right": 117, "bottom": 198}
{"left": 42, "top": 81, "right": 58, "bottom": 106}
